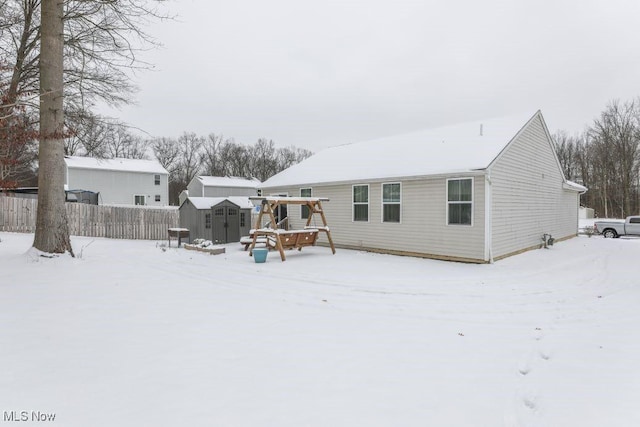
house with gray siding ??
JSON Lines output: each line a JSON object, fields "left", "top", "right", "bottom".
{"left": 64, "top": 156, "right": 169, "bottom": 206}
{"left": 260, "top": 111, "right": 586, "bottom": 263}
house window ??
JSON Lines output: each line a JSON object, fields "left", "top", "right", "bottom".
{"left": 134, "top": 195, "right": 146, "bottom": 206}
{"left": 447, "top": 178, "right": 473, "bottom": 225}
{"left": 353, "top": 184, "right": 369, "bottom": 222}
{"left": 154, "top": 174, "right": 160, "bottom": 185}
{"left": 155, "top": 195, "right": 161, "bottom": 202}
{"left": 205, "top": 213, "right": 212, "bottom": 229}
{"left": 382, "top": 183, "right": 401, "bottom": 223}
{"left": 240, "top": 212, "right": 246, "bottom": 227}
{"left": 300, "top": 188, "right": 312, "bottom": 219}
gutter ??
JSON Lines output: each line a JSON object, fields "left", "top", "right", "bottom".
{"left": 484, "top": 171, "right": 494, "bottom": 264}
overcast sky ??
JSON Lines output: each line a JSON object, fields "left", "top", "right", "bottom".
{"left": 101, "top": 0, "right": 640, "bottom": 152}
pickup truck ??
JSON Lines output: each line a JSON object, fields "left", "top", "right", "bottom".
{"left": 594, "top": 216, "right": 640, "bottom": 238}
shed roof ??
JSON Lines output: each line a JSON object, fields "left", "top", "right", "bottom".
{"left": 197, "top": 176, "right": 261, "bottom": 188}
{"left": 184, "top": 196, "right": 255, "bottom": 210}
{"left": 261, "top": 111, "right": 540, "bottom": 187}
{"left": 64, "top": 156, "right": 168, "bottom": 174}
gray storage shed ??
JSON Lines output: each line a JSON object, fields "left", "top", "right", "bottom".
{"left": 179, "top": 196, "right": 254, "bottom": 244}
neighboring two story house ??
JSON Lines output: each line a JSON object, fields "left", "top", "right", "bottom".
{"left": 64, "top": 156, "right": 169, "bottom": 206}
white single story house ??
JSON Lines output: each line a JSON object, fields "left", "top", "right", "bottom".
{"left": 260, "top": 111, "right": 586, "bottom": 263}
{"left": 64, "top": 156, "right": 169, "bottom": 206}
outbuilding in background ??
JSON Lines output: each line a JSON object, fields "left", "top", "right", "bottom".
{"left": 179, "top": 197, "right": 253, "bottom": 244}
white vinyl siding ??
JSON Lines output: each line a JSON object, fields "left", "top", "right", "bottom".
{"left": 263, "top": 177, "right": 486, "bottom": 261}
{"left": 490, "top": 114, "right": 578, "bottom": 259}
{"left": 382, "top": 183, "right": 401, "bottom": 223}
{"left": 66, "top": 168, "right": 168, "bottom": 206}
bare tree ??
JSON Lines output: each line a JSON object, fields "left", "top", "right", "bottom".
{"left": 176, "top": 132, "right": 203, "bottom": 185}
{"left": 552, "top": 130, "right": 579, "bottom": 181}
{"left": 554, "top": 98, "right": 640, "bottom": 218}
{"left": 151, "top": 136, "right": 180, "bottom": 176}
{"left": 0, "top": 94, "right": 37, "bottom": 188}
{"left": 249, "top": 138, "right": 277, "bottom": 182}
{"left": 33, "top": 0, "right": 73, "bottom": 255}
{"left": 199, "top": 133, "right": 226, "bottom": 176}
{"left": 105, "top": 123, "right": 148, "bottom": 159}
{"left": 2, "top": 0, "right": 168, "bottom": 112}
{"left": 1, "top": 0, "right": 169, "bottom": 178}
{"left": 64, "top": 111, "right": 109, "bottom": 156}
{"left": 277, "top": 145, "right": 313, "bottom": 172}
{"left": 151, "top": 131, "right": 313, "bottom": 204}
{"left": 0, "top": 0, "right": 40, "bottom": 114}
{"left": 588, "top": 99, "right": 640, "bottom": 217}
{"left": 218, "top": 140, "right": 250, "bottom": 177}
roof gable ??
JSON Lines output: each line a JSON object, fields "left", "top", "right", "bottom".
{"left": 64, "top": 156, "right": 168, "bottom": 174}
{"left": 261, "top": 112, "right": 537, "bottom": 187}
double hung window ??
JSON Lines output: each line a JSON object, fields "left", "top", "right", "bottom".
{"left": 447, "top": 178, "right": 473, "bottom": 225}
{"left": 382, "top": 183, "right": 401, "bottom": 223}
{"left": 353, "top": 185, "right": 369, "bottom": 222}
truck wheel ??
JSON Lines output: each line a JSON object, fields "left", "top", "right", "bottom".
{"left": 602, "top": 229, "right": 617, "bottom": 238}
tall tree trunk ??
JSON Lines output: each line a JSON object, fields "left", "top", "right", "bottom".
{"left": 33, "top": 0, "right": 73, "bottom": 256}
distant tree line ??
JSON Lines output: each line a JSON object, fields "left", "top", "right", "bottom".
{"left": 553, "top": 98, "right": 640, "bottom": 218}
{"left": 150, "top": 133, "right": 313, "bottom": 205}
{"left": 59, "top": 121, "right": 313, "bottom": 205}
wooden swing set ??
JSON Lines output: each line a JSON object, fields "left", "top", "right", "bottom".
{"left": 247, "top": 196, "right": 336, "bottom": 261}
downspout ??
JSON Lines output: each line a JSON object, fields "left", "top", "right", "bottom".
{"left": 484, "top": 171, "right": 493, "bottom": 264}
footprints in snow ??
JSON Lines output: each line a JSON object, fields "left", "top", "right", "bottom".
{"left": 515, "top": 326, "right": 554, "bottom": 418}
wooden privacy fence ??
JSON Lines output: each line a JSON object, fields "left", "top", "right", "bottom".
{"left": 0, "top": 195, "right": 179, "bottom": 240}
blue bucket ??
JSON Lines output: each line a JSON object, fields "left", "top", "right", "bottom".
{"left": 253, "top": 248, "right": 268, "bottom": 263}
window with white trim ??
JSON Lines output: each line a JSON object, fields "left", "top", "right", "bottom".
{"left": 382, "top": 183, "right": 401, "bottom": 223}
{"left": 154, "top": 174, "right": 160, "bottom": 185}
{"left": 447, "top": 178, "right": 473, "bottom": 225}
{"left": 134, "top": 195, "right": 146, "bottom": 206}
{"left": 155, "top": 195, "right": 161, "bottom": 202}
{"left": 300, "top": 188, "right": 312, "bottom": 219}
{"left": 353, "top": 185, "right": 369, "bottom": 222}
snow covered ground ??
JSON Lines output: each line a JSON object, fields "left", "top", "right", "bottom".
{"left": 1, "top": 232, "right": 639, "bottom": 426}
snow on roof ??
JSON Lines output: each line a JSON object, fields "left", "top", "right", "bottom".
{"left": 563, "top": 180, "right": 588, "bottom": 193}
{"left": 197, "top": 176, "right": 261, "bottom": 188}
{"left": 185, "top": 196, "right": 255, "bottom": 210}
{"left": 64, "top": 156, "right": 168, "bottom": 174}
{"left": 262, "top": 111, "right": 540, "bottom": 188}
